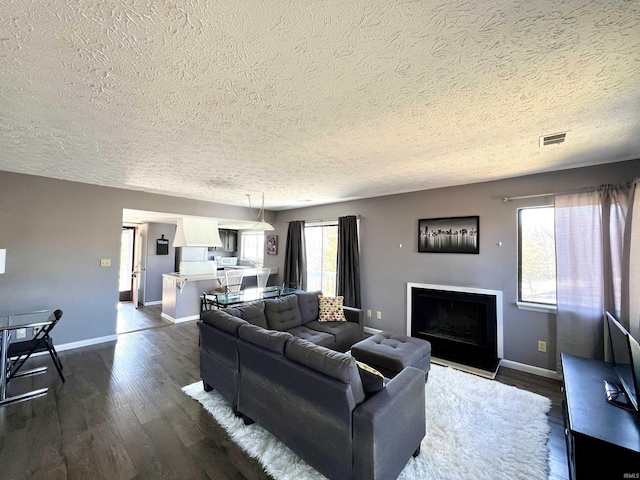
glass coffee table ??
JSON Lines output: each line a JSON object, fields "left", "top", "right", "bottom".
{"left": 0, "top": 309, "right": 56, "bottom": 405}
{"left": 203, "top": 286, "right": 302, "bottom": 309}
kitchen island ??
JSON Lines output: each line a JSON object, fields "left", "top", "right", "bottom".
{"left": 161, "top": 267, "right": 279, "bottom": 323}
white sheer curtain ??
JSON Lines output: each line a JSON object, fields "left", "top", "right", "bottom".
{"left": 629, "top": 181, "right": 640, "bottom": 340}
{"left": 555, "top": 179, "right": 639, "bottom": 372}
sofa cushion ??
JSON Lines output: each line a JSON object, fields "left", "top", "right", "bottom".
{"left": 238, "top": 323, "right": 292, "bottom": 355}
{"left": 201, "top": 310, "right": 248, "bottom": 335}
{"left": 236, "top": 302, "right": 268, "bottom": 328}
{"left": 264, "top": 295, "right": 303, "bottom": 331}
{"left": 318, "top": 295, "right": 347, "bottom": 322}
{"left": 285, "top": 338, "right": 364, "bottom": 402}
{"left": 287, "top": 326, "right": 336, "bottom": 348}
{"left": 221, "top": 306, "right": 242, "bottom": 318}
{"left": 296, "top": 290, "right": 322, "bottom": 324}
{"left": 304, "top": 320, "right": 360, "bottom": 345}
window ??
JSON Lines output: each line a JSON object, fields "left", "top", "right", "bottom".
{"left": 305, "top": 222, "right": 338, "bottom": 295}
{"left": 241, "top": 231, "right": 264, "bottom": 263}
{"left": 518, "top": 206, "right": 556, "bottom": 306}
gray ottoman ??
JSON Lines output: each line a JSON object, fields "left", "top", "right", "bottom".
{"left": 351, "top": 332, "right": 431, "bottom": 381}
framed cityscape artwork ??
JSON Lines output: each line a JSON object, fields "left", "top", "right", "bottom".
{"left": 418, "top": 216, "right": 479, "bottom": 254}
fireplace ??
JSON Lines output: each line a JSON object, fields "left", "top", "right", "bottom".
{"left": 407, "top": 283, "right": 503, "bottom": 376}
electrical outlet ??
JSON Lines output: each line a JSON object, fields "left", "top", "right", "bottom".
{"left": 538, "top": 340, "right": 547, "bottom": 353}
{"left": 376, "top": 311, "right": 382, "bottom": 320}
{"left": 100, "top": 258, "right": 111, "bottom": 267}
{"left": 16, "top": 328, "right": 26, "bottom": 339}
{"left": 367, "top": 309, "right": 372, "bottom": 317}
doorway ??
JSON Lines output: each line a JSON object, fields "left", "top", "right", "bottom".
{"left": 118, "top": 224, "right": 162, "bottom": 334}
{"left": 119, "top": 227, "right": 136, "bottom": 302}
{"left": 119, "top": 224, "right": 148, "bottom": 306}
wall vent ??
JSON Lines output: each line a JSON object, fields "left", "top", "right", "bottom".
{"left": 540, "top": 132, "right": 567, "bottom": 147}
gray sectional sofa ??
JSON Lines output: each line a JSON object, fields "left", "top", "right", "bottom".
{"left": 229, "top": 289, "right": 365, "bottom": 352}
{"left": 198, "top": 291, "right": 426, "bottom": 480}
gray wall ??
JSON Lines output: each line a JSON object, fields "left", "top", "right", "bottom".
{"left": 266, "top": 160, "right": 640, "bottom": 371}
{"left": 0, "top": 171, "right": 273, "bottom": 346}
{"left": 144, "top": 222, "right": 177, "bottom": 304}
{"left": 2, "top": 161, "right": 638, "bottom": 371}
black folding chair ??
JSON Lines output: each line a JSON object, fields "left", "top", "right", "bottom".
{"left": 7, "top": 309, "right": 65, "bottom": 383}
{"left": 201, "top": 292, "right": 217, "bottom": 311}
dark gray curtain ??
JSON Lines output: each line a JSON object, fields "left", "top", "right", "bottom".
{"left": 337, "top": 215, "right": 361, "bottom": 308}
{"left": 283, "top": 220, "right": 307, "bottom": 290}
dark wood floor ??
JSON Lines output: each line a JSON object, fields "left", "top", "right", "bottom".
{"left": 0, "top": 309, "right": 569, "bottom": 480}
{"left": 116, "top": 302, "right": 170, "bottom": 334}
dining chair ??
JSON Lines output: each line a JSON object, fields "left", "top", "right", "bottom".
{"left": 225, "top": 269, "right": 244, "bottom": 295}
{"left": 7, "top": 309, "right": 65, "bottom": 383}
{"left": 201, "top": 292, "right": 217, "bottom": 311}
{"left": 256, "top": 268, "right": 271, "bottom": 289}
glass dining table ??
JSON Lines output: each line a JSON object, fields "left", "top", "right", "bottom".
{"left": 203, "top": 286, "right": 303, "bottom": 309}
{"left": 0, "top": 309, "right": 56, "bottom": 405}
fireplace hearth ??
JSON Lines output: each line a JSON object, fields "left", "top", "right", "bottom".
{"left": 407, "top": 283, "right": 503, "bottom": 377}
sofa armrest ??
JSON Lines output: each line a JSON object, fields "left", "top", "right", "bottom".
{"left": 343, "top": 306, "right": 364, "bottom": 339}
{"left": 352, "top": 366, "right": 425, "bottom": 480}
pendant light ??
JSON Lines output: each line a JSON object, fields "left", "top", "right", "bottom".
{"left": 247, "top": 193, "right": 275, "bottom": 231}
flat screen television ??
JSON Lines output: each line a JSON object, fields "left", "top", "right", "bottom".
{"left": 605, "top": 312, "right": 640, "bottom": 412}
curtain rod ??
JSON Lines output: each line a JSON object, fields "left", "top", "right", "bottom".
{"left": 501, "top": 193, "right": 553, "bottom": 202}
{"left": 287, "top": 215, "right": 361, "bottom": 224}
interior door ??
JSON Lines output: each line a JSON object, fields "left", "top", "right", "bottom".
{"left": 119, "top": 227, "right": 136, "bottom": 302}
{"left": 133, "top": 224, "right": 148, "bottom": 308}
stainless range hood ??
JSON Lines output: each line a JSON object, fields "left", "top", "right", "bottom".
{"left": 173, "top": 217, "right": 223, "bottom": 247}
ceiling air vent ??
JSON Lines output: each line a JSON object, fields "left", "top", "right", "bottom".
{"left": 540, "top": 132, "right": 567, "bottom": 147}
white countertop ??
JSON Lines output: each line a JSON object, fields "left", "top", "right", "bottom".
{"left": 163, "top": 272, "right": 223, "bottom": 281}
{"left": 163, "top": 266, "right": 278, "bottom": 282}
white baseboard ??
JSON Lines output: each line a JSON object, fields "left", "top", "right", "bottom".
{"left": 364, "top": 327, "right": 561, "bottom": 381}
{"left": 433, "top": 357, "right": 499, "bottom": 379}
{"left": 160, "top": 312, "right": 199, "bottom": 323}
{"left": 364, "top": 326, "right": 383, "bottom": 335}
{"left": 500, "top": 359, "right": 561, "bottom": 380}
{"left": 143, "top": 300, "right": 162, "bottom": 306}
{"left": 55, "top": 334, "right": 118, "bottom": 353}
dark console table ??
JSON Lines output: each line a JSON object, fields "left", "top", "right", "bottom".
{"left": 561, "top": 353, "right": 640, "bottom": 479}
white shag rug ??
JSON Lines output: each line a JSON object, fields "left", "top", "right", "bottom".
{"left": 182, "top": 364, "right": 552, "bottom": 480}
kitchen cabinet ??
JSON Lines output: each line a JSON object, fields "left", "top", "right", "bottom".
{"left": 209, "top": 228, "right": 238, "bottom": 252}
{"left": 215, "top": 229, "right": 237, "bottom": 252}
{"left": 225, "top": 230, "right": 237, "bottom": 252}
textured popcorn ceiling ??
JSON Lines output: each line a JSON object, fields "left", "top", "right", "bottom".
{"left": 1, "top": 0, "right": 639, "bottom": 210}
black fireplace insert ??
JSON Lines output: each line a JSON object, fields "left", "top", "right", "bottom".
{"left": 410, "top": 287, "right": 500, "bottom": 372}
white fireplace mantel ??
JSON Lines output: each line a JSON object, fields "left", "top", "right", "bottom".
{"left": 406, "top": 282, "right": 504, "bottom": 360}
